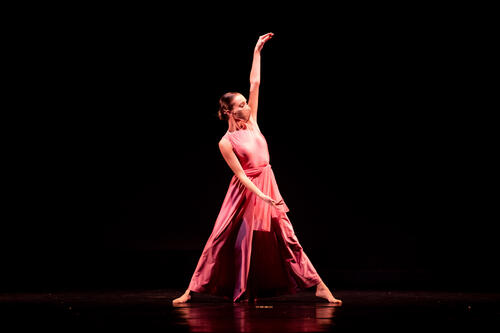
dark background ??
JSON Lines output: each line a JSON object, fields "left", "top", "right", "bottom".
{"left": 4, "top": 5, "right": 497, "bottom": 293}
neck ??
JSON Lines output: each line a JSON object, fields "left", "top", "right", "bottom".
{"left": 228, "top": 117, "right": 248, "bottom": 132}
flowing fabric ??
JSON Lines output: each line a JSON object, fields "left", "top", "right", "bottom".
{"left": 187, "top": 119, "right": 321, "bottom": 302}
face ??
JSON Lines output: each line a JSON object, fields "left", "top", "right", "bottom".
{"left": 231, "top": 94, "right": 251, "bottom": 121}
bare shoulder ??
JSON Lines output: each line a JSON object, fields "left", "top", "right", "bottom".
{"left": 219, "top": 137, "right": 232, "bottom": 150}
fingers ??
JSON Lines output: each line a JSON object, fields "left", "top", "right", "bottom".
{"left": 259, "top": 32, "right": 274, "bottom": 43}
{"left": 265, "top": 195, "right": 284, "bottom": 207}
{"left": 263, "top": 33, "right": 274, "bottom": 42}
{"left": 272, "top": 198, "right": 284, "bottom": 206}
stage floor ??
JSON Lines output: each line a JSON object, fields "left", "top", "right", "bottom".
{"left": 1, "top": 289, "right": 499, "bottom": 332}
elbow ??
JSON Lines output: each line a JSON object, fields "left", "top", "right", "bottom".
{"left": 250, "top": 80, "right": 260, "bottom": 88}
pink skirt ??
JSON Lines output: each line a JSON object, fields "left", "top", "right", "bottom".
{"left": 187, "top": 164, "right": 322, "bottom": 302}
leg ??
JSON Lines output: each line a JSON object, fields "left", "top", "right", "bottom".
{"left": 273, "top": 215, "right": 342, "bottom": 304}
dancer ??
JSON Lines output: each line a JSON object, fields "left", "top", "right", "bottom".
{"left": 173, "top": 33, "right": 341, "bottom": 305}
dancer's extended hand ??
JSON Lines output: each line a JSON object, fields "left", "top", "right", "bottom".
{"left": 255, "top": 32, "right": 274, "bottom": 53}
{"left": 261, "top": 194, "right": 284, "bottom": 208}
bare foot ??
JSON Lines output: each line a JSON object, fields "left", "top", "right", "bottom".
{"left": 315, "top": 281, "right": 342, "bottom": 305}
{"left": 172, "top": 292, "right": 191, "bottom": 304}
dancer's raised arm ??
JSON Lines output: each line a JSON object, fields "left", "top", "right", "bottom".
{"left": 248, "top": 32, "right": 274, "bottom": 122}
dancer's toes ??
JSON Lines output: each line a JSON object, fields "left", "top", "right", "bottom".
{"left": 330, "top": 297, "right": 342, "bottom": 305}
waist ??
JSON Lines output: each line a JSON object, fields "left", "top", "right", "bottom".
{"left": 243, "top": 163, "right": 271, "bottom": 177}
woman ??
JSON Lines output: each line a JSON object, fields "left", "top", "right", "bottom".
{"left": 172, "top": 33, "right": 342, "bottom": 304}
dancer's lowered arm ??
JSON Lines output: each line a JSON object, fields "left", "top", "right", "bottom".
{"left": 218, "top": 138, "right": 283, "bottom": 208}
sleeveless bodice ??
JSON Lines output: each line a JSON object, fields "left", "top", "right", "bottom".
{"left": 223, "top": 124, "right": 270, "bottom": 170}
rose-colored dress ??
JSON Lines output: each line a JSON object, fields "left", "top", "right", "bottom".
{"left": 187, "top": 119, "right": 321, "bottom": 302}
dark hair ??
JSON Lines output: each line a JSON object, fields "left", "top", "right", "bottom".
{"left": 217, "top": 92, "right": 240, "bottom": 121}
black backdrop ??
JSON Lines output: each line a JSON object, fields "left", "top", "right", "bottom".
{"left": 3, "top": 5, "right": 497, "bottom": 292}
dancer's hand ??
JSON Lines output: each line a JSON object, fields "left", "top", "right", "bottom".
{"left": 261, "top": 194, "right": 284, "bottom": 208}
{"left": 255, "top": 32, "right": 274, "bottom": 53}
